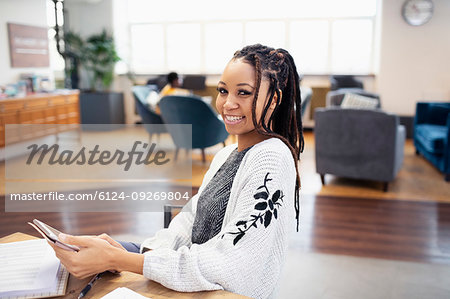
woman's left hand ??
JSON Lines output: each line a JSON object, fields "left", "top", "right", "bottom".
{"left": 49, "top": 234, "right": 123, "bottom": 279}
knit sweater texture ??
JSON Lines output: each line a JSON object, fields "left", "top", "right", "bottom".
{"left": 192, "top": 147, "right": 251, "bottom": 245}
{"left": 140, "top": 138, "right": 296, "bottom": 299}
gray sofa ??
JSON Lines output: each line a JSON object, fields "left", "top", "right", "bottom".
{"left": 314, "top": 108, "right": 406, "bottom": 191}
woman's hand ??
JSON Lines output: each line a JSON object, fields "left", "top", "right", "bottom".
{"left": 49, "top": 234, "right": 125, "bottom": 279}
{"left": 95, "top": 233, "right": 126, "bottom": 251}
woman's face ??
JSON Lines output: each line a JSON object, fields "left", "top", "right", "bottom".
{"left": 216, "top": 58, "right": 273, "bottom": 137}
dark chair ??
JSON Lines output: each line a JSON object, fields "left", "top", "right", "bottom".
{"left": 315, "top": 108, "right": 406, "bottom": 191}
{"left": 132, "top": 85, "right": 167, "bottom": 141}
{"left": 146, "top": 75, "right": 167, "bottom": 92}
{"left": 182, "top": 75, "right": 206, "bottom": 91}
{"left": 414, "top": 102, "right": 450, "bottom": 181}
{"left": 159, "top": 95, "right": 229, "bottom": 163}
{"left": 163, "top": 205, "right": 184, "bottom": 228}
{"left": 326, "top": 89, "right": 381, "bottom": 108}
{"left": 330, "top": 75, "right": 364, "bottom": 91}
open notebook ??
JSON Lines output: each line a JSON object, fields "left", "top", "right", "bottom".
{"left": 0, "top": 239, "right": 69, "bottom": 299}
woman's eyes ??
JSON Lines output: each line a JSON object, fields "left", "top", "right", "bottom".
{"left": 217, "top": 87, "right": 228, "bottom": 94}
{"left": 237, "top": 90, "right": 252, "bottom": 96}
{"left": 216, "top": 87, "right": 252, "bottom": 96}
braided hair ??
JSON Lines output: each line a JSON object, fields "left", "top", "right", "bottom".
{"left": 232, "top": 44, "right": 304, "bottom": 231}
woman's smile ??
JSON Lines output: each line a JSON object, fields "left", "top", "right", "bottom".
{"left": 223, "top": 114, "right": 246, "bottom": 125}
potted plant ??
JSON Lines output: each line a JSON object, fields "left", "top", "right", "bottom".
{"left": 64, "top": 30, "right": 124, "bottom": 126}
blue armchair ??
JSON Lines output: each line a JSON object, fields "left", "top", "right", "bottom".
{"left": 132, "top": 85, "right": 167, "bottom": 141}
{"left": 159, "top": 95, "right": 229, "bottom": 163}
{"left": 414, "top": 102, "right": 450, "bottom": 181}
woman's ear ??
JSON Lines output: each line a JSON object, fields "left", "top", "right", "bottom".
{"left": 270, "top": 89, "right": 282, "bottom": 110}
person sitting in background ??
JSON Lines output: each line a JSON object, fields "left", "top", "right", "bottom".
{"left": 159, "top": 72, "right": 189, "bottom": 97}
{"left": 145, "top": 72, "right": 189, "bottom": 114}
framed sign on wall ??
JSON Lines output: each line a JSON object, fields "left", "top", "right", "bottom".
{"left": 7, "top": 23, "right": 50, "bottom": 68}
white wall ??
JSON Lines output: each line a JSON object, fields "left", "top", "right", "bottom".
{"left": 377, "top": 0, "right": 450, "bottom": 115}
{"left": 0, "top": 0, "right": 53, "bottom": 86}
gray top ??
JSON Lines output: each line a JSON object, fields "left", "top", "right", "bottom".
{"left": 191, "top": 147, "right": 251, "bottom": 244}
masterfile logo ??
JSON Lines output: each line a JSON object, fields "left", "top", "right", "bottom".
{"left": 26, "top": 141, "right": 170, "bottom": 171}
{"left": 4, "top": 124, "right": 194, "bottom": 212}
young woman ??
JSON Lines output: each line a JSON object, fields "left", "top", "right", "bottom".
{"left": 51, "top": 44, "right": 304, "bottom": 299}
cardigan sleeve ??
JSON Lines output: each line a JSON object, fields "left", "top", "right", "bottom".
{"left": 139, "top": 144, "right": 238, "bottom": 253}
{"left": 141, "top": 142, "right": 296, "bottom": 298}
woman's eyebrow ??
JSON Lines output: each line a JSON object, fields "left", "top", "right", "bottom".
{"left": 218, "top": 81, "right": 227, "bottom": 86}
{"left": 237, "top": 83, "right": 255, "bottom": 89}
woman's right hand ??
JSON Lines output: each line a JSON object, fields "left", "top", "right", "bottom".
{"left": 96, "top": 233, "right": 126, "bottom": 251}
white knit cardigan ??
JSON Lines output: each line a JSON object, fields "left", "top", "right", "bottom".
{"left": 140, "top": 138, "right": 296, "bottom": 299}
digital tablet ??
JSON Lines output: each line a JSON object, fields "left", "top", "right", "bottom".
{"left": 28, "top": 219, "right": 80, "bottom": 252}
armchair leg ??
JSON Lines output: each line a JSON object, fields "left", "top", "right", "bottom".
{"left": 320, "top": 174, "right": 325, "bottom": 185}
{"left": 201, "top": 149, "right": 206, "bottom": 164}
{"left": 222, "top": 141, "right": 226, "bottom": 147}
{"left": 382, "top": 182, "right": 389, "bottom": 192}
{"left": 174, "top": 148, "right": 179, "bottom": 161}
{"left": 445, "top": 173, "right": 450, "bottom": 182}
{"left": 415, "top": 149, "right": 419, "bottom": 155}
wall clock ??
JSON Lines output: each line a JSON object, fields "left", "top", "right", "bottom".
{"left": 402, "top": 0, "right": 434, "bottom": 26}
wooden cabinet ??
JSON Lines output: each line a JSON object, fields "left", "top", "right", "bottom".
{"left": 0, "top": 91, "right": 80, "bottom": 147}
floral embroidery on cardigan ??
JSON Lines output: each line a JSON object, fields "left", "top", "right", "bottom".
{"left": 222, "top": 172, "right": 284, "bottom": 245}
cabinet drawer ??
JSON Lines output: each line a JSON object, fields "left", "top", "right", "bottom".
{"left": 65, "top": 94, "right": 79, "bottom": 104}
{"left": 24, "top": 99, "right": 49, "bottom": 109}
{"left": 1, "top": 112, "right": 20, "bottom": 125}
{"left": 0, "top": 101, "right": 25, "bottom": 112}
{"left": 50, "top": 96, "right": 66, "bottom": 106}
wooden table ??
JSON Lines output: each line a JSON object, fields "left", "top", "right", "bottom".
{"left": 0, "top": 233, "right": 248, "bottom": 299}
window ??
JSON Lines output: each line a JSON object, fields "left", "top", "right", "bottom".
{"left": 330, "top": 20, "right": 374, "bottom": 74}
{"left": 245, "top": 21, "right": 286, "bottom": 50}
{"left": 204, "top": 22, "right": 243, "bottom": 74}
{"left": 289, "top": 21, "right": 329, "bottom": 74}
{"left": 114, "top": 0, "right": 378, "bottom": 75}
{"left": 130, "top": 24, "right": 165, "bottom": 73}
{"left": 166, "top": 24, "right": 202, "bottom": 72}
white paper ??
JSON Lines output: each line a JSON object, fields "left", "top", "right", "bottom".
{"left": 0, "top": 239, "right": 60, "bottom": 293}
{"left": 101, "top": 287, "right": 150, "bottom": 299}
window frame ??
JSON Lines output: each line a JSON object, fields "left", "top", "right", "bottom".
{"left": 118, "top": 6, "right": 378, "bottom": 76}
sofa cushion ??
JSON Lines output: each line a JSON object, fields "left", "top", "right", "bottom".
{"left": 415, "top": 124, "right": 447, "bottom": 155}
{"left": 428, "top": 104, "right": 450, "bottom": 126}
{"left": 340, "top": 93, "right": 379, "bottom": 109}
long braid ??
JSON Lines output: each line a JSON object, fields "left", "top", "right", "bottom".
{"left": 251, "top": 54, "right": 262, "bottom": 132}
{"left": 233, "top": 44, "right": 304, "bottom": 231}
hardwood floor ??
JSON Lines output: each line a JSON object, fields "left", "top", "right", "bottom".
{"left": 295, "top": 195, "right": 450, "bottom": 265}
{"left": 1, "top": 192, "right": 449, "bottom": 265}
